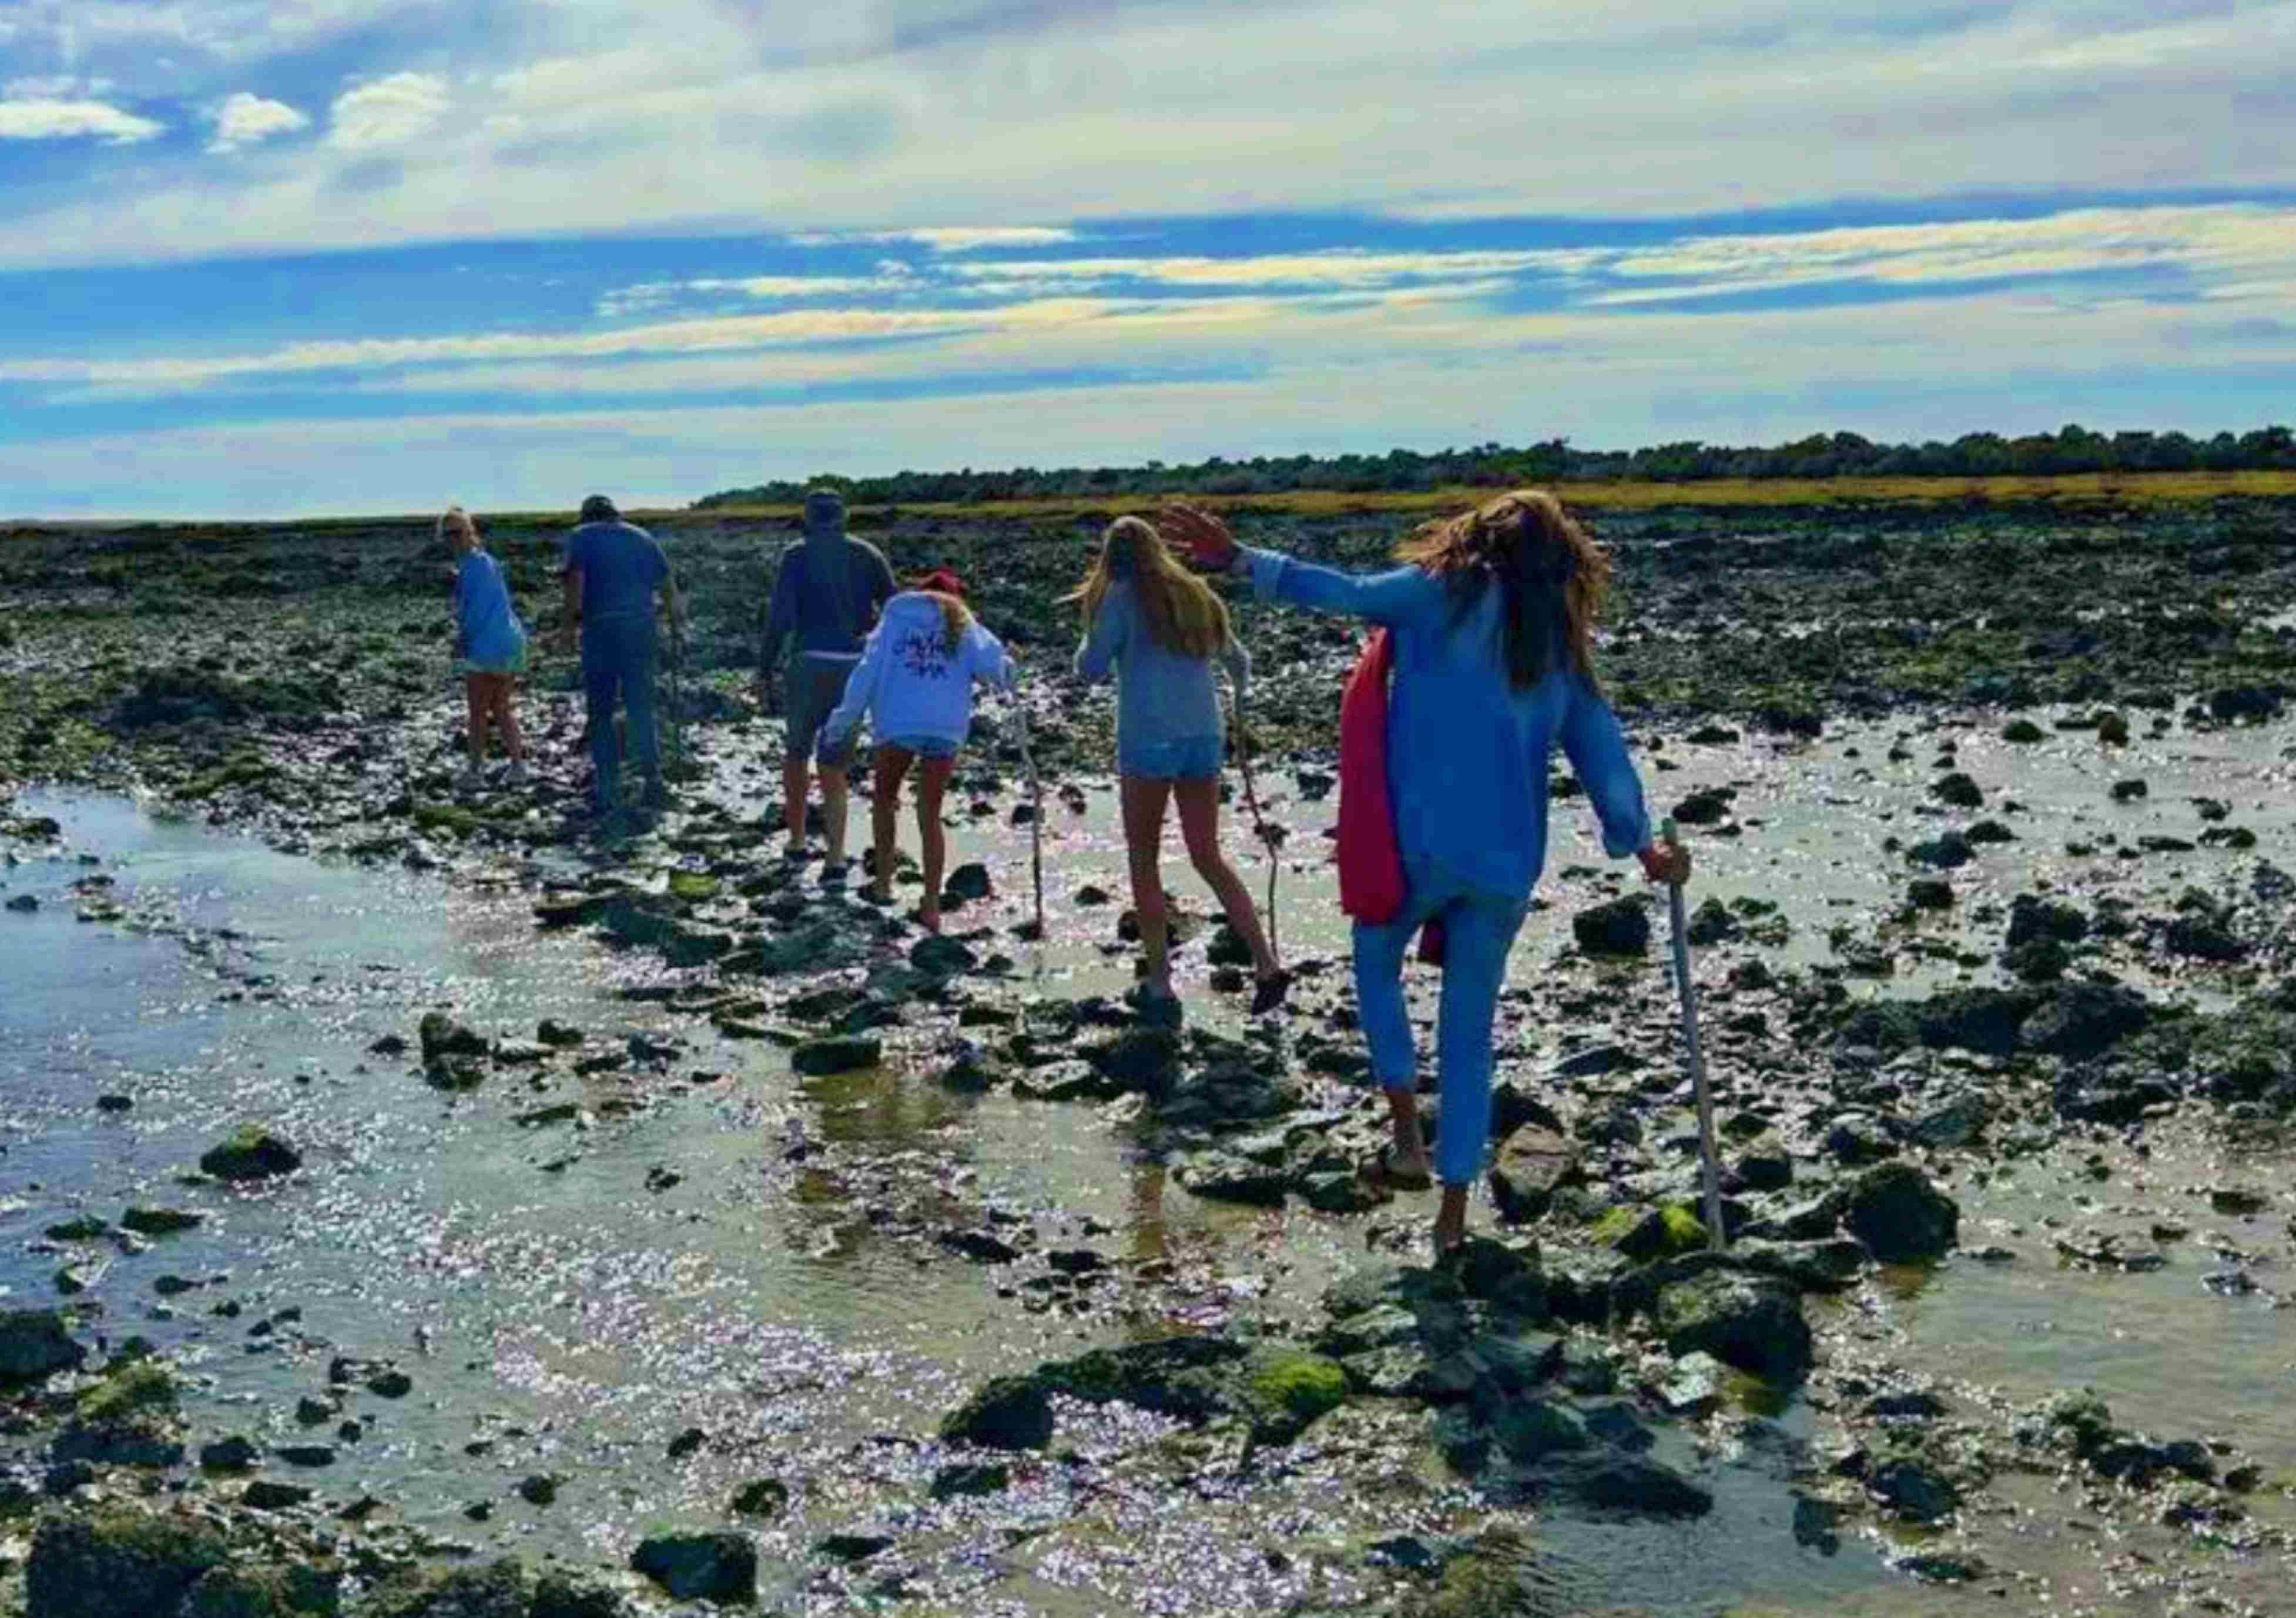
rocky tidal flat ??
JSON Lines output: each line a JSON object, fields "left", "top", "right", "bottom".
{"left": 1, "top": 494, "right": 2294, "bottom": 1616}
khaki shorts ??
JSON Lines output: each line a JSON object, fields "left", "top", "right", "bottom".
{"left": 787, "top": 656, "right": 860, "bottom": 768}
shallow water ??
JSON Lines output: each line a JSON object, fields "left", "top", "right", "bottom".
{"left": 4, "top": 694, "right": 2292, "bottom": 1612}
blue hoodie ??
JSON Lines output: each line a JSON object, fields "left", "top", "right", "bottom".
{"left": 454, "top": 550, "right": 527, "bottom": 668}
{"left": 1242, "top": 546, "right": 1649, "bottom": 902}
{"left": 821, "top": 593, "right": 1015, "bottom": 751}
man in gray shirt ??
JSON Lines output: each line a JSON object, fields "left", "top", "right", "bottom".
{"left": 759, "top": 488, "right": 897, "bottom": 878}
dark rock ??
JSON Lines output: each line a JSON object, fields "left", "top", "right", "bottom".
{"left": 940, "top": 1376, "right": 1053, "bottom": 1451}
{"left": 1080, "top": 1026, "right": 1181, "bottom": 1092}
{"left": 0, "top": 1308, "right": 87, "bottom": 1382}
{"left": 629, "top": 1532, "right": 756, "bottom": 1604}
{"left": 1870, "top": 1455, "right": 1960, "bottom": 1523}
{"left": 1671, "top": 788, "right": 1732, "bottom": 826}
{"left": 2110, "top": 778, "right": 2148, "bottom": 802}
{"left": 531, "top": 1574, "right": 632, "bottom": 1618}
{"left": 242, "top": 1479, "right": 315, "bottom": 1511}
{"left": 730, "top": 1477, "right": 789, "bottom": 1518}
{"left": 929, "top": 1461, "right": 1009, "bottom": 1500}
{"left": 816, "top": 1533, "right": 894, "bottom": 1563}
{"left": 1844, "top": 1162, "right": 1959, "bottom": 1262}
{"left": 119, "top": 1207, "right": 203, "bottom": 1236}
{"left": 199, "top": 1125, "right": 301, "bottom": 1181}
{"left": 1174, "top": 1147, "right": 1289, "bottom": 1207}
{"left": 792, "top": 1036, "right": 881, "bottom": 1076}
{"left": 27, "top": 1509, "right": 230, "bottom": 1618}
{"left": 1521, "top": 1451, "right": 1714, "bottom": 1518}
{"left": 1930, "top": 772, "right": 1983, "bottom": 808}
{"left": 199, "top": 1435, "right": 260, "bottom": 1471}
{"left": 1655, "top": 1271, "right": 1814, "bottom": 1382}
{"left": 1906, "top": 832, "right": 1974, "bottom": 870}
{"left": 944, "top": 862, "right": 993, "bottom": 901}
{"left": 1573, "top": 897, "right": 1651, "bottom": 956}
{"left": 1685, "top": 896, "right": 1742, "bottom": 946}
{"left": 2024, "top": 983, "right": 2151, "bottom": 1059}
{"left": 417, "top": 1012, "right": 488, "bottom": 1063}
{"left": 516, "top": 1473, "right": 558, "bottom": 1506}
{"left": 1905, "top": 878, "right": 1953, "bottom": 912}
{"left": 367, "top": 1557, "right": 532, "bottom": 1618}
{"left": 1488, "top": 1126, "right": 1580, "bottom": 1224}
{"left": 910, "top": 935, "right": 978, "bottom": 976}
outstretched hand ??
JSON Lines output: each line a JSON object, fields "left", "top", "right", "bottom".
{"left": 1639, "top": 838, "right": 1692, "bottom": 887}
{"left": 1155, "top": 502, "right": 1239, "bottom": 572}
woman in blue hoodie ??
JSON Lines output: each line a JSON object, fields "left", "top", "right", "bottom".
{"left": 820, "top": 570, "right": 1015, "bottom": 932}
{"left": 442, "top": 506, "right": 529, "bottom": 787}
{"left": 1166, "top": 493, "right": 1688, "bottom": 1256}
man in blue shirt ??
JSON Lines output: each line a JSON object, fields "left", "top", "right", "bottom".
{"left": 557, "top": 494, "right": 683, "bottom": 820}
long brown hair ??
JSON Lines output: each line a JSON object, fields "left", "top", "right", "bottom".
{"left": 1395, "top": 489, "right": 1609, "bottom": 690}
{"left": 1063, "top": 514, "right": 1231, "bottom": 659}
{"left": 919, "top": 590, "right": 971, "bottom": 657}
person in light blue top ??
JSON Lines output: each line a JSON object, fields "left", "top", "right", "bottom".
{"left": 1069, "top": 515, "right": 1285, "bottom": 1016}
{"left": 1165, "top": 492, "right": 1690, "bottom": 1257}
{"left": 556, "top": 494, "right": 682, "bottom": 820}
{"left": 440, "top": 506, "right": 528, "bottom": 787}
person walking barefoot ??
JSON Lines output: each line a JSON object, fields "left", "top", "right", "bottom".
{"left": 441, "top": 506, "right": 529, "bottom": 787}
{"left": 758, "top": 488, "right": 897, "bottom": 882}
{"left": 1165, "top": 494, "right": 1688, "bottom": 1257}
{"left": 818, "top": 569, "right": 1014, "bottom": 932}
{"left": 1070, "top": 515, "right": 1286, "bottom": 1019}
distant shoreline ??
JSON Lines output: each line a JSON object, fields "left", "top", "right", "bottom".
{"left": 9, "top": 467, "right": 2295, "bottom": 530}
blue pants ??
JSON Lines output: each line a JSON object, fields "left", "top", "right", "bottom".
{"left": 581, "top": 615, "right": 659, "bottom": 812}
{"left": 1355, "top": 860, "right": 1529, "bottom": 1187}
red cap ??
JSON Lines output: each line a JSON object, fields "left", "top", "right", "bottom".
{"left": 914, "top": 568, "right": 966, "bottom": 597}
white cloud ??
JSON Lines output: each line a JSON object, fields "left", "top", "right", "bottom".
{"left": 950, "top": 248, "right": 1603, "bottom": 290}
{"left": 0, "top": 97, "right": 164, "bottom": 144}
{"left": 327, "top": 72, "right": 449, "bottom": 150}
{"left": 5, "top": 76, "right": 117, "bottom": 99}
{"left": 792, "top": 227, "right": 1081, "bottom": 252}
{"left": 207, "top": 91, "right": 310, "bottom": 153}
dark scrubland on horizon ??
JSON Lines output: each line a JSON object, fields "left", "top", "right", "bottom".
{"left": 1, "top": 470, "right": 2295, "bottom": 1616}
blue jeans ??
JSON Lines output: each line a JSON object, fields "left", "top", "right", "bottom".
{"left": 582, "top": 614, "right": 659, "bottom": 812}
{"left": 1355, "top": 860, "right": 1529, "bottom": 1187}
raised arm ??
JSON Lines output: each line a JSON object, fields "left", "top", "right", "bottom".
{"left": 1073, "top": 590, "right": 1128, "bottom": 683}
{"left": 1158, "top": 502, "right": 1440, "bottom": 628}
{"left": 1560, "top": 676, "right": 1653, "bottom": 858}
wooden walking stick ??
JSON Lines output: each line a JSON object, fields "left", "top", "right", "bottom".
{"left": 1013, "top": 694, "right": 1045, "bottom": 943}
{"left": 1660, "top": 817, "right": 1727, "bottom": 1251}
{"left": 1233, "top": 694, "right": 1281, "bottom": 967}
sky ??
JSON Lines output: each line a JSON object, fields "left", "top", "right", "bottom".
{"left": 0, "top": 1, "right": 2292, "bottom": 518}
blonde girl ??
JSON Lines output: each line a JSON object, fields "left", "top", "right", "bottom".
{"left": 1071, "top": 515, "right": 1285, "bottom": 1016}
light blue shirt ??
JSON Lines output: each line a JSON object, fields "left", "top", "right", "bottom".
{"left": 1243, "top": 546, "right": 1650, "bottom": 902}
{"left": 453, "top": 550, "right": 525, "bottom": 667}
{"left": 562, "top": 519, "right": 669, "bottom": 624}
{"left": 1072, "top": 580, "right": 1251, "bottom": 758}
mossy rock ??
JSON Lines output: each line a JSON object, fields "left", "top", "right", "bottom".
{"left": 366, "top": 1556, "right": 531, "bottom": 1618}
{"left": 78, "top": 1359, "right": 180, "bottom": 1424}
{"left": 199, "top": 1125, "right": 301, "bottom": 1181}
{"left": 409, "top": 802, "right": 482, "bottom": 838}
{"left": 27, "top": 1509, "right": 230, "bottom": 1618}
{"left": 1239, "top": 1349, "right": 1348, "bottom": 1445}
{"left": 1589, "top": 1202, "right": 1706, "bottom": 1261}
{"left": 667, "top": 872, "right": 720, "bottom": 902}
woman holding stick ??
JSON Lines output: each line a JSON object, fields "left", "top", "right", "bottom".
{"left": 1164, "top": 493, "right": 1687, "bottom": 1256}
{"left": 1070, "top": 516, "right": 1288, "bottom": 1018}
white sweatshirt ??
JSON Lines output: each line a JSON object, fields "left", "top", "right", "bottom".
{"left": 821, "top": 593, "right": 1016, "bottom": 750}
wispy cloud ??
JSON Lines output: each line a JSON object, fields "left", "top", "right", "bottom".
{"left": 792, "top": 227, "right": 1081, "bottom": 252}
{"left": 207, "top": 92, "right": 310, "bottom": 153}
{"left": 0, "top": 97, "right": 164, "bottom": 144}
{"left": 327, "top": 72, "right": 448, "bottom": 150}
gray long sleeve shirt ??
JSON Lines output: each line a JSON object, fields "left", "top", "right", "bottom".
{"left": 760, "top": 533, "right": 897, "bottom": 670}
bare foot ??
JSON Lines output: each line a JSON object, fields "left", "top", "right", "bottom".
{"left": 1432, "top": 1185, "right": 1469, "bottom": 1257}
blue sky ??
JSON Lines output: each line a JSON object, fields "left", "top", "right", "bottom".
{"left": 1, "top": 0, "right": 2292, "bottom": 518}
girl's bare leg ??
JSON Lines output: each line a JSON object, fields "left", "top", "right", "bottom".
{"left": 870, "top": 747, "right": 912, "bottom": 905}
{"left": 1119, "top": 776, "right": 1175, "bottom": 996}
{"left": 914, "top": 757, "right": 954, "bottom": 934}
{"left": 464, "top": 676, "right": 488, "bottom": 768}
{"left": 1174, "top": 779, "right": 1279, "bottom": 979}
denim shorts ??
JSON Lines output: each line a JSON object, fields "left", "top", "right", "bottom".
{"left": 1119, "top": 734, "right": 1224, "bottom": 781}
{"left": 880, "top": 734, "right": 958, "bottom": 761}
{"left": 788, "top": 656, "right": 860, "bottom": 768}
